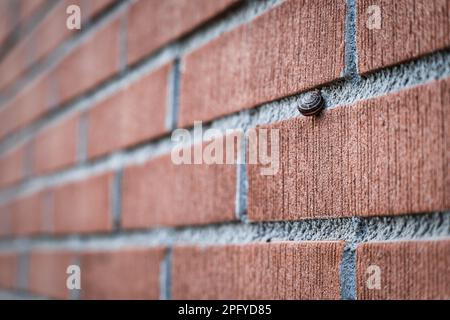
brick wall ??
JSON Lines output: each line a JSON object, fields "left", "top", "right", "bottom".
{"left": 0, "top": 0, "right": 449, "bottom": 300}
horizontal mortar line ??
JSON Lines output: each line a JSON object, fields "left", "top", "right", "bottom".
{"left": 0, "top": 0, "right": 280, "bottom": 112}
{"left": 0, "top": 211, "right": 448, "bottom": 253}
{"left": 0, "top": 288, "right": 48, "bottom": 300}
{"left": 0, "top": 0, "right": 131, "bottom": 106}
{"left": 1, "top": 48, "right": 450, "bottom": 203}
{"left": 1, "top": 43, "right": 450, "bottom": 157}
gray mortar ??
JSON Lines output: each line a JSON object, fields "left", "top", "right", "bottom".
{"left": 159, "top": 248, "right": 172, "bottom": 300}
{"left": 0, "top": 0, "right": 449, "bottom": 301}
{"left": 5, "top": 47, "right": 444, "bottom": 204}
{"left": 0, "top": 212, "right": 448, "bottom": 253}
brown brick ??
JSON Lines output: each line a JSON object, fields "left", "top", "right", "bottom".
{"left": 179, "top": 0, "right": 346, "bottom": 127}
{"left": 248, "top": 78, "right": 450, "bottom": 221}
{"left": 33, "top": 115, "right": 79, "bottom": 175}
{"left": 80, "top": 247, "right": 165, "bottom": 299}
{"left": 0, "top": 144, "right": 26, "bottom": 189}
{"left": 53, "top": 15, "right": 121, "bottom": 104}
{"left": 53, "top": 173, "right": 114, "bottom": 234}
{"left": 356, "top": 240, "right": 450, "bottom": 300}
{"left": 0, "top": 252, "right": 17, "bottom": 289}
{"left": 10, "top": 192, "right": 46, "bottom": 236}
{"left": 87, "top": 64, "right": 170, "bottom": 159}
{"left": 357, "top": 0, "right": 450, "bottom": 74}
{"left": 127, "top": 0, "right": 239, "bottom": 65}
{"left": 122, "top": 135, "right": 239, "bottom": 228}
{"left": 172, "top": 241, "right": 344, "bottom": 299}
{"left": 28, "top": 250, "right": 76, "bottom": 299}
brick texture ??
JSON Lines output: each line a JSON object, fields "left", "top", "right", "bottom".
{"left": 127, "top": 0, "right": 239, "bottom": 65}
{"left": 0, "top": 144, "right": 27, "bottom": 189}
{"left": 248, "top": 78, "right": 450, "bottom": 221}
{"left": 19, "top": 0, "right": 47, "bottom": 23}
{"left": 0, "top": 38, "right": 30, "bottom": 91}
{"left": 80, "top": 247, "right": 165, "bottom": 299}
{"left": 357, "top": 0, "right": 450, "bottom": 74}
{"left": 356, "top": 240, "right": 450, "bottom": 299}
{"left": 0, "top": 252, "right": 17, "bottom": 289}
{"left": 28, "top": 250, "right": 76, "bottom": 299}
{"left": 172, "top": 242, "right": 344, "bottom": 299}
{"left": 122, "top": 136, "right": 239, "bottom": 228}
{"left": 87, "top": 64, "right": 170, "bottom": 159}
{"left": 53, "top": 16, "right": 121, "bottom": 105}
{"left": 0, "top": 205, "right": 11, "bottom": 237}
{"left": 0, "top": 1, "right": 14, "bottom": 46}
{"left": 0, "top": 75, "right": 50, "bottom": 140}
{"left": 179, "top": 0, "right": 346, "bottom": 127}
{"left": 53, "top": 173, "right": 114, "bottom": 234}
{"left": 30, "top": 1, "right": 79, "bottom": 66}
{"left": 33, "top": 114, "right": 79, "bottom": 175}
{"left": 10, "top": 192, "right": 46, "bottom": 236}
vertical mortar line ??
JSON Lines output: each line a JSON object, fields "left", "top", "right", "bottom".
{"left": 77, "top": 112, "right": 89, "bottom": 163}
{"left": 159, "top": 247, "right": 172, "bottom": 300}
{"left": 165, "top": 58, "right": 181, "bottom": 131}
{"left": 24, "top": 139, "right": 35, "bottom": 180}
{"left": 48, "top": 72, "right": 60, "bottom": 111}
{"left": 235, "top": 131, "right": 248, "bottom": 222}
{"left": 119, "top": 6, "right": 128, "bottom": 73}
{"left": 339, "top": 243, "right": 357, "bottom": 300}
{"left": 111, "top": 169, "right": 123, "bottom": 231}
{"left": 344, "top": 0, "right": 359, "bottom": 80}
{"left": 41, "top": 189, "right": 54, "bottom": 234}
{"left": 69, "top": 255, "right": 82, "bottom": 300}
{"left": 339, "top": 217, "right": 366, "bottom": 300}
{"left": 17, "top": 250, "right": 29, "bottom": 292}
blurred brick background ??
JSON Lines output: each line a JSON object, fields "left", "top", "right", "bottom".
{"left": 0, "top": 0, "right": 449, "bottom": 300}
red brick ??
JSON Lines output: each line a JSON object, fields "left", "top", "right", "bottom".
{"left": 31, "top": 1, "right": 78, "bottom": 65}
{"left": 356, "top": 240, "right": 450, "bottom": 300}
{"left": 28, "top": 250, "right": 76, "bottom": 299}
{"left": 87, "top": 64, "right": 170, "bottom": 159}
{"left": 0, "top": 38, "right": 31, "bottom": 91}
{"left": 86, "top": 0, "right": 116, "bottom": 19}
{"left": 33, "top": 114, "right": 79, "bottom": 175}
{"left": 30, "top": 0, "right": 115, "bottom": 66}
{"left": 53, "top": 15, "right": 121, "bottom": 104}
{"left": 0, "top": 204, "right": 11, "bottom": 237}
{"left": 0, "top": 252, "right": 17, "bottom": 289}
{"left": 127, "top": 0, "right": 239, "bottom": 65}
{"left": 53, "top": 173, "right": 114, "bottom": 234}
{"left": 0, "top": 144, "right": 27, "bottom": 189}
{"left": 179, "top": 0, "right": 346, "bottom": 127}
{"left": 0, "top": 1, "right": 14, "bottom": 46}
{"left": 0, "top": 75, "right": 51, "bottom": 140}
{"left": 80, "top": 247, "right": 165, "bottom": 299}
{"left": 248, "top": 78, "right": 450, "bottom": 221}
{"left": 357, "top": 0, "right": 450, "bottom": 74}
{"left": 122, "top": 135, "right": 239, "bottom": 228}
{"left": 172, "top": 241, "right": 344, "bottom": 299}
{"left": 10, "top": 192, "right": 46, "bottom": 236}
{"left": 19, "top": 0, "right": 47, "bottom": 23}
